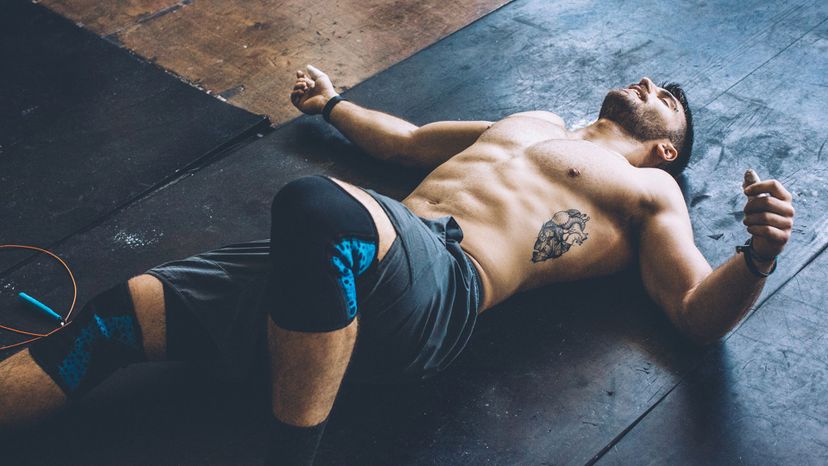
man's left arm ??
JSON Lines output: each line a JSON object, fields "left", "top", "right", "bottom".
{"left": 639, "top": 178, "right": 795, "bottom": 345}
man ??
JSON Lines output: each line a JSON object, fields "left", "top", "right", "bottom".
{"left": 0, "top": 65, "right": 794, "bottom": 465}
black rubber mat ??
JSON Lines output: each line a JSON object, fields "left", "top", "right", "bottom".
{"left": 0, "top": 0, "right": 269, "bottom": 273}
{"left": 2, "top": 0, "right": 826, "bottom": 464}
{"left": 596, "top": 252, "right": 828, "bottom": 464}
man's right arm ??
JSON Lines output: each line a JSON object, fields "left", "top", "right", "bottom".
{"left": 291, "top": 65, "right": 491, "bottom": 169}
{"left": 638, "top": 172, "right": 794, "bottom": 344}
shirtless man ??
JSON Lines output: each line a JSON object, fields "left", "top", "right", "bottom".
{"left": 0, "top": 65, "right": 794, "bottom": 466}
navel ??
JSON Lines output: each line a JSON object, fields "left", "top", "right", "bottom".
{"left": 568, "top": 168, "right": 581, "bottom": 177}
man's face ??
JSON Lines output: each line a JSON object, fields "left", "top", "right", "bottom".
{"left": 599, "top": 77, "right": 685, "bottom": 142}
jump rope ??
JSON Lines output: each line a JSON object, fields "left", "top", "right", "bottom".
{"left": 0, "top": 244, "right": 78, "bottom": 351}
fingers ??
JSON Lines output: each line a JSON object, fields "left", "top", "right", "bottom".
{"left": 293, "top": 76, "right": 313, "bottom": 88}
{"left": 743, "top": 179, "right": 792, "bottom": 201}
{"left": 746, "top": 225, "right": 790, "bottom": 244}
{"left": 291, "top": 77, "right": 315, "bottom": 101}
{"left": 289, "top": 73, "right": 319, "bottom": 109}
{"left": 743, "top": 212, "right": 793, "bottom": 230}
{"left": 292, "top": 79, "right": 313, "bottom": 91}
{"left": 741, "top": 177, "right": 795, "bottom": 256}
{"left": 290, "top": 80, "right": 311, "bottom": 103}
{"left": 745, "top": 196, "right": 796, "bottom": 217}
{"left": 744, "top": 195, "right": 795, "bottom": 217}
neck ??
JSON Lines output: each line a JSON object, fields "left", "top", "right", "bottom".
{"left": 572, "top": 119, "right": 650, "bottom": 167}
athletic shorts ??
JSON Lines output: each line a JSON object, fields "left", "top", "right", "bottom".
{"left": 144, "top": 180, "right": 482, "bottom": 383}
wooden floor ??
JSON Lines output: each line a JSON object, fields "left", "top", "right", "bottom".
{"left": 42, "top": 0, "right": 510, "bottom": 124}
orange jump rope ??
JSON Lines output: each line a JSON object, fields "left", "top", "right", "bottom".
{"left": 0, "top": 244, "right": 78, "bottom": 351}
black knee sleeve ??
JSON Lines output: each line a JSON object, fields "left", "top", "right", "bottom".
{"left": 268, "top": 175, "right": 379, "bottom": 332}
{"left": 28, "top": 282, "right": 145, "bottom": 398}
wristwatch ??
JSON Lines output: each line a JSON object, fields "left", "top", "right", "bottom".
{"left": 322, "top": 95, "right": 346, "bottom": 123}
{"left": 736, "top": 238, "right": 777, "bottom": 278}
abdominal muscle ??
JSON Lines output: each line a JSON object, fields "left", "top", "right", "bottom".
{"left": 402, "top": 142, "right": 641, "bottom": 314}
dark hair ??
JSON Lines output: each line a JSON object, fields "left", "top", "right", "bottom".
{"left": 659, "top": 82, "right": 694, "bottom": 177}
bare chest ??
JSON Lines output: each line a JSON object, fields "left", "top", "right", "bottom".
{"left": 406, "top": 117, "right": 654, "bottom": 299}
{"left": 428, "top": 117, "right": 649, "bottom": 223}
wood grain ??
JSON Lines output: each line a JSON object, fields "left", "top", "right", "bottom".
{"left": 40, "top": 0, "right": 180, "bottom": 36}
{"left": 44, "top": 0, "right": 509, "bottom": 123}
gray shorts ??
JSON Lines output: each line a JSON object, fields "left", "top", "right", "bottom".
{"left": 145, "top": 181, "right": 482, "bottom": 383}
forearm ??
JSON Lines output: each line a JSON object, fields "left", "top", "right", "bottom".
{"left": 680, "top": 253, "right": 773, "bottom": 343}
{"left": 327, "top": 99, "right": 491, "bottom": 168}
{"left": 327, "top": 100, "right": 418, "bottom": 161}
{"left": 291, "top": 67, "right": 488, "bottom": 166}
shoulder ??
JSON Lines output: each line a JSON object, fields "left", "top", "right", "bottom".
{"left": 507, "top": 111, "right": 566, "bottom": 127}
{"left": 637, "top": 168, "right": 690, "bottom": 217}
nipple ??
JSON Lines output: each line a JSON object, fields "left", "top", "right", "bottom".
{"left": 568, "top": 168, "right": 581, "bottom": 177}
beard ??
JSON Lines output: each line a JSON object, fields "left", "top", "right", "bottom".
{"left": 598, "top": 89, "right": 666, "bottom": 141}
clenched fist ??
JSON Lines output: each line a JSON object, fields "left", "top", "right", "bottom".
{"left": 290, "top": 64, "right": 338, "bottom": 115}
{"left": 742, "top": 173, "right": 795, "bottom": 260}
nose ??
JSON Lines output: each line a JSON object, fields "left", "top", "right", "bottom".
{"left": 639, "top": 77, "right": 655, "bottom": 93}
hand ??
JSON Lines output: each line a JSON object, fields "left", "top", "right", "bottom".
{"left": 742, "top": 178, "right": 795, "bottom": 259}
{"left": 290, "top": 64, "right": 338, "bottom": 115}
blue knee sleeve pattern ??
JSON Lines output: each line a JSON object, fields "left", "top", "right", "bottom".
{"left": 330, "top": 237, "right": 378, "bottom": 319}
{"left": 29, "top": 282, "right": 145, "bottom": 398}
{"left": 57, "top": 315, "right": 141, "bottom": 392}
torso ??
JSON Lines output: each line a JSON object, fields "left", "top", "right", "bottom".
{"left": 401, "top": 113, "right": 669, "bottom": 313}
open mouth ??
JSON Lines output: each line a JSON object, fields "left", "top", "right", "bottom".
{"left": 628, "top": 84, "right": 644, "bottom": 100}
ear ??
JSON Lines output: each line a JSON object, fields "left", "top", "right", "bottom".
{"left": 654, "top": 141, "right": 678, "bottom": 163}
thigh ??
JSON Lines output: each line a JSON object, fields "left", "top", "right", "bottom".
{"left": 144, "top": 240, "right": 271, "bottom": 379}
{"left": 348, "top": 210, "right": 477, "bottom": 383}
{"left": 325, "top": 176, "right": 397, "bottom": 263}
{"left": 128, "top": 274, "right": 166, "bottom": 361}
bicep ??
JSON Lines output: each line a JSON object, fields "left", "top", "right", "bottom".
{"left": 399, "top": 120, "right": 492, "bottom": 168}
{"left": 639, "top": 211, "right": 712, "bottom": 328}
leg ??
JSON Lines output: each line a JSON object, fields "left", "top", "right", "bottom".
{"left": 0, "top": 274, "right": 165, "bottom": 429}
{"left": 265, "top": 176, "right": 397, "bottom": 464}
{"left": 267, "top": 317, "right": 358, "bottom": 426}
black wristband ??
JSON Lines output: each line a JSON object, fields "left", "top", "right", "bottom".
{"left": 322, "top": 95, "right": 345, "bottom": 123}
{"left": 736, "top": 238, "right": 777, "bottom": 278}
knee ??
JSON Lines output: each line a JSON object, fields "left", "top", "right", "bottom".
{"left": 270, "top": 175, "right": 378, "bottom": 252}
{"left": 267, "top": 176, "right": 379, "bottom": 333}
{"left": 271, "top": 176, "right": 326, "bottom": 222}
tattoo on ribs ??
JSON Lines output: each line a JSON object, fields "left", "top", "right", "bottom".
{"left": 531, "top": 209, "right": 590, "bottom": 262}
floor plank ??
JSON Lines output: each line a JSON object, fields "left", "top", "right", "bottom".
{"left": 40, "top": 0, "right": 510, "bottom": 124}
{"left": 41, "top": 0, "right": 180, "bottom": 36}
{"left": 95, "top": 0, "right": 508, "bottom": 123}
